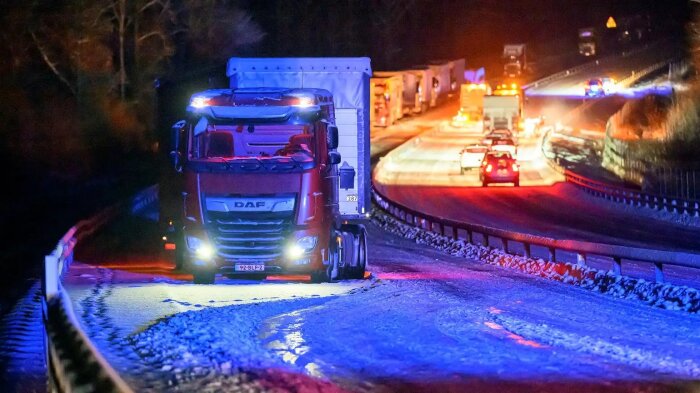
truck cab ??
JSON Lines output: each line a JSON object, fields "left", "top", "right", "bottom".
{"left": 164, "top": 58, "right": 372, "bottom": 284}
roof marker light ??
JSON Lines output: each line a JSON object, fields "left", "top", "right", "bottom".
{"left": 296, "top": 97, "right": 315, "bottom": 107}
{"left": 190, "top": 96, "right": 211, "bottom": 108}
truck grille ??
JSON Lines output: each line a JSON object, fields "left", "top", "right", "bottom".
{"left": 205, "top": 211, "right": 294, "bottom": 262}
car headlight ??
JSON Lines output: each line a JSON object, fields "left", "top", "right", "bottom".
{"left": 186, "top": 235, "right": 215, "bottom": 260}
{"left": 285, "top": 236, "right": 318, "bottom": 259}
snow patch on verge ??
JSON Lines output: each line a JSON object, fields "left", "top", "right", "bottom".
{"left": 372, "top": 208, "right": 700, "bottom": 314}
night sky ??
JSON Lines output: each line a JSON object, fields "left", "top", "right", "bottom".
{"left": 241, "top": 0, "right": 691, "bottom": 72}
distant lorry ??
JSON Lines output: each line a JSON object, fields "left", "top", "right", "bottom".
{"left": 370, "top": 74, "right": 404, "bottom": 127}
{"left": 483, "top": 83, "right": 523, "bottom": 132}
{"left": 578, "top": 27, "right": 597, "bottom": 56}
{"left": 452, "top": 83, "right": 489, "bottom": 127}
{"left": 374, "top": 71, "right": 421, "bottom": 115}
{"left": 163, "top": 57, "right": 371, "bottom": 284}
{"left": 449, "top": 58, "right": 466, "bottom": 93}
{"left": 405, "top": 66, "right": 435, "bottom": 111}
{"left": 503, "top": 44, "right": 527, "bottom": 78}
{"left": 428, "top": 61, "right": 452, "bottom": 103}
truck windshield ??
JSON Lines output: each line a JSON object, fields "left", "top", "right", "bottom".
{"left": 190, "top": 124, "right": 315, "bottom": 163}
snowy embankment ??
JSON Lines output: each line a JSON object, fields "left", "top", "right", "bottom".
{"left": 126, "top": 295, "right": 353, "bottom": 392}
{"left": 372, "top": 209, "right": 700, "bottom": 314}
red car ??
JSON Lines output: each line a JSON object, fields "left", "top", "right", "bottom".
{"left": 479, "top": 151, "right": 520, "bottom": 187}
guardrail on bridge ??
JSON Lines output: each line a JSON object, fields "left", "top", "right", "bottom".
{"left": 372, "top": 187, "right": 700, "bottom": 284}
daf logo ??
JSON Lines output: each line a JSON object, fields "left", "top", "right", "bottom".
{"left": 234, "top": 201, "right": 265, "bottom": 208}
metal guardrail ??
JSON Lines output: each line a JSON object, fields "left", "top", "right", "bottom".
{"left": 372, "top": 187, "right": 700, "bottom": 284}
{"left": 522, "top": 42, "right": 662, "bottom": 91}
{"left": 43, "top": 185, "right": 157, "bottom": 393}
{"left": 564, "top": 170, "right": 700, "bottom": 217}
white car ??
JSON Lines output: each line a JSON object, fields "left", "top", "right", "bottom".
{"left": 482, "top": 129, "right": 514, "bottom": 145}
{"left": 490, "top": 138, "right": 517, "bottom": 156}
{"left": 460, "top": 144, "right": 489, "bottom": 174}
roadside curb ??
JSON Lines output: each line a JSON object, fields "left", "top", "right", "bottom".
{"left": 372, "top": 208, "right": 700, "bottom": 314}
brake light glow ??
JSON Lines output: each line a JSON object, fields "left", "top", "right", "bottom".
{"left": 512, "top": 164, "right": 519, "bottom": 172}
{"left": 486, "top": 164, "right": 493, "bottom": 172}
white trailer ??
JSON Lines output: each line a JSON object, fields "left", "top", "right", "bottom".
{"left": 450, "top": 58, "right": 466, "bottom": 93}
{"left": 370, "top": 74, "right": 404, "bottom": 127}
{"left": 428, "top": 61, "right": 452, "bottom": 102}
{"left": 226, "top": 57, "right": 372, "bottom": 218}
{"left": 374, "top": 70, "right": 420, "bottom": 115}
{"left": 483, "top": 95, "right": 521, "bottom": 132}
{"left": 405, "top": 66, "right": 435, "bottom": 111}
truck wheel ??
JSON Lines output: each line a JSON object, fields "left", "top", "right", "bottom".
{"left": 343, "top": 225, "right": 368, "bottom": 279}
{"left": 514, "top": 180, "right": 520, "bottom": 187}
{"left": 482, "top": 181, "right": 488, "bottom": 187}
{"left": 347, "top": 228, "right": 367, "bottom": 279}
{"left": 193, "top": 269, "right": 215, "bottom": 284}
{"left": 174, "top": 246, "right": 185, "bottom": 270}
{"left": 310, "top": 239, "right": 339, "bottom": 283}
{"left": 310, "top": 268, "right": 331, "bottom": 283}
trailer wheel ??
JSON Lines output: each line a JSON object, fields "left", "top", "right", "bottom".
{"left": 193, "top": 269, "right": 215, "bottom": 284}
{"left": 345, "top": 225, "right": 368, "bottom": 279}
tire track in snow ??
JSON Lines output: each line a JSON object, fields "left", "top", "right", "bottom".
{"left": 493, "top": 313, "right": 700, "bottom": 379}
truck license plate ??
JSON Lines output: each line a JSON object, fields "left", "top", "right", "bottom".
{"left": 234, "top": 264, "right": 265, "bottom": 272}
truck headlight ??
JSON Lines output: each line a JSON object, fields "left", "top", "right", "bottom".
{"left": 186, "top": 235, "right": 215, "bottom": 260}
{"left": 285, "top": 236, "right": 318, "bottom": 259}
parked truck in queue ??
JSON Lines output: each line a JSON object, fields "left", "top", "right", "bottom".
{"left": 164, "top": 57, "right": 371, "bottom": 284}
{"left": 370, "top": 74, "right": 403, "bottom": 127}
{"left": 483, "top": 83, "right": 523, "bottom": 132}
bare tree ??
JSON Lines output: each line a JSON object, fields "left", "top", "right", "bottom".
{"left": 370, "top": 0, "right": 417, "bottom": 69}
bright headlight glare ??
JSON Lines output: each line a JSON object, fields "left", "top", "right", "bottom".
{"left": 196, "top": 244, "right": 215, "bottom": 259}
{"left": 285, "top": 236, "right": 318, "bottom": 259}
{"left": 187, "top": 235, "right": 215, "bottom": 259}
{"left": 286, "top": 244, "right": 305, "bottom": 259}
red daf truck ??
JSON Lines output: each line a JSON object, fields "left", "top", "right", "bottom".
{"left": 163, "top": 58, "right": 372, "bottom": 284}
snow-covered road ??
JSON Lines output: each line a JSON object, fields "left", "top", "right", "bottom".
{"left": 65, "top": 212, "right": 700, "bottom": 392}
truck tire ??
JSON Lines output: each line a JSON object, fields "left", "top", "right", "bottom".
{"left": 344, "top": 225, "right": 368, "bottom": 280}
{"left": 310, "top": 237, "right": 340, "bottom": 283}
{"left": 193, "top": 269, "right": 215, "bottom": 284}
{"left": 174, "top": 246, "right": 185, "bottom": 270}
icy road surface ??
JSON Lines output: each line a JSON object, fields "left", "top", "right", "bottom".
{"left": 64, "top": 212, "right": 700, "bottom": 392}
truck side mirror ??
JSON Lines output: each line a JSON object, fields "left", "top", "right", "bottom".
{"left": 328, "top": 151, "right": 341, "bottom": 165}
{"left": 170, "top": 120, "right": 186, "bottom": 172}
{"left": 328, "top": 125, "right": 339, "bottom": 150}
{"left": 169, "top": 150, "right": 183, "bottom": 173}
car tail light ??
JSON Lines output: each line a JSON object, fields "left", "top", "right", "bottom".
{"left": 486, "top": 164, "right": 493, "bottom": 172}
{"left": 512, "top": 164, "right": 519, "bottom": 172}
